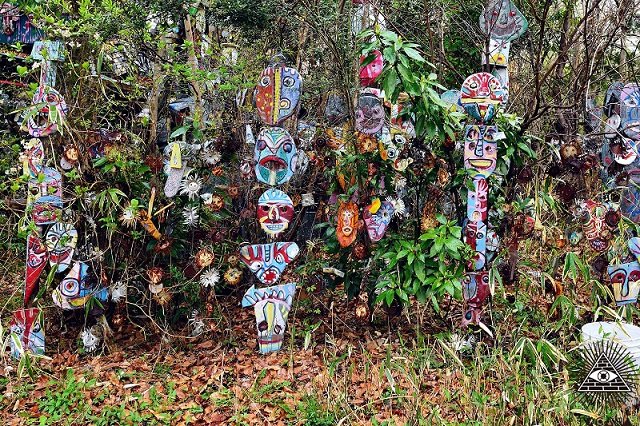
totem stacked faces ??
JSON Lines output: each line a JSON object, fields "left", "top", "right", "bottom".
{"left": 459, "top": 0, "right": 528, "bottom": 327}
{"left": 239, "top": 60, "right": 303, "bottom": 353}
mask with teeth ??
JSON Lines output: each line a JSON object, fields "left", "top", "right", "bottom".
{"left": 254, "top": 127, "right": 298, "bottom": 186}
{"left": 257, "top": 188, "right": 294, "bottom": 238}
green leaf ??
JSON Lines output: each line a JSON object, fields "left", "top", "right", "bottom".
{"left": 382, "top": 47, "right": 396, "bottom": 64}
{"left": 403, "top": 47, "right": 425, "bottom": 62}
{"left": 397, "top": 62, "right": 413, "bottom": 83}
{"left": 382, "top": 68, "right": 398, "bottom": 100}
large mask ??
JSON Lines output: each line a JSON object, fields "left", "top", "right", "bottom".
{"left": 9, "top": 308, "right": 44, "bottom": 358}
{"left": 607, "top": 261, "right": 640, "bottom": 306}
{"left": 242, "top": 283, "right": 296, "bottom": 353}
{"left": 479, "top": 0, "right": 528, "bottom": 41}
{"left": 620, "top": 84, "right": 640, "bottom": 140}
{"left": 239, "top": 242, "right": 300, "bottom": 285}
{"left": 355, "top": 91, "right": 385, "bottom": 135}
{"left": 363, "top": 201, "right": 395, "bottom": 242}
{"left": 45, "top": 223, "right": 78, "bottom": 273}
{"left": 467, "top": 177, "right": 488, "bottom": 222}
{"left": 462, "top": 271, "right": 490, "bottom": 307}
{"left": 28, "top": 166, "right": 63, "bottom": 226}
{"left": 254, "top": 63, "right": 302, "bottom": 126}
{"left": 254, "top": 127, "right": 298, "bottom": 186}
{"left": 25, "top": 232, "right": 48, "bottom": 306}
{"left": 337, "top": 202, "right": 359, "bottom": 248}
{"left": 464, "top": 125, "right": 499, "bottom": 177}
{"left": 464, "top": 220, "right": 486, "bottom": 270}
{"left": 257, "top": 189, "right": 294, "bottom": 238}
{"left": 580, "top": 200, "right": 610, "bottom": 252}
{"left": 460, "top": 73, "right": 504, "bottom": 123}
{"left": 27, "top": 85, "right": 68, "bottom": 137}
{"left": 52, "top": 261, "right": 109, "bottom": 309}
{"left": 359, "top": 50, "right": 383, "bottom": 87}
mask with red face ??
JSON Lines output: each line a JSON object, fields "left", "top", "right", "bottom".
{"left": 359, "top": 50, "right": 383, "bottom": 87}
{"left": 257, "top": 189, "right": 294, "bottom": 238}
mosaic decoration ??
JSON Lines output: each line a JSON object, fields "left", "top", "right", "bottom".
{"left": 254, "top": 127, "right": 298, "bottom": 186}
{"left": 26, "top": 85, "right": 68, "bottom": 138}
{"left": 460, "top": 72, "right": 504, "bottom": 123}
{"left": 607, "top": 261, "right": 640, "bottom": 306}
{"left": 463, "top": 125, "right": 499, "bottom": 177}
{"left": 52, "top": 261, "right": 109, "bottom": 309}
{"left": 45, "top": 223, "right": 78, "bottom": 273}
{"left": 242, "top": 283, "right": 296, "bottom": 353}
{"left": 238, "top": 242, "right": 300, "bottom": 285}
{"left": 359, "top": 50, "right": 383, "bottom": 87}
{"left": 479, "top": 0, "right": 528, "bottom": 41}
{"left": 254, "top": 62, "right": 302, "bottom": 126}
{"left": 337, "top": 201, "right": 359, "bottom": 248}
{"left": 355, "top": 91, "right": 385, "bottom": 135}
{"left": 257, "top": 188, "right": 294, "bottom": 238}
{"left": 9, "top": 308, "right": 44, "bottom": 359}
{"left": 363, "top": 200, "right": 395, "bottom": 242}
{"left": 25, "top": 232, "right": 48, "bottom": 306}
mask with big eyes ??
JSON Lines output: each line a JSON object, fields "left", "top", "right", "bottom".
{"left": 479, "top": 0, "right": 528, "bottom": 41}
{"left": 620, "top": 84, "right": 640, "bottom": 140}
{"left": 257, "top": 189, "right": 294, "bottom": 238}
{"left": 27, "top": 85, "right": 68, "bottom": 137}
{"left": 254, "top": 63, "right": 302, "bottom": 126}
{"left": 355, "top": 92, "right": 385, "bottom": 135}
{"left": 359, "top": 50, "right": 384, "bottom": 87}
{"left": 254, "top": 127, "right": 298, "bottom": 186}
{"left": 580, "top": 200, "right": 610, "bottom": 252}
{"left": 9, "top": 308, "right": 44, "bottom": 358}
{"left": 467, "top": 177, "right": 489, "bottom": 222}
{"left": 45, "top": 223, "right": 78, "bottom": 273}
{"left": 239, "top": 242, "right": 300, "bottom": 285}
{"left": 464, "top": 125, "right": 498, "bottom": 177}
{"left": 53, "top": 261, "right": 108, "bottom": 309}
{"left": 460, "top": 73, "right": 504, "bottom": 123}
{"left": 363, "top": 201, "right": 395, "bottom": 242}
{"left": 608, "top": 261, "right": 640, "bottom": 305}
{"left": 337, "top": 202, "right": 359, "bottom": 248}
{"left": 464, "top": 220, "right": 487, "bottom": 270}
{"left": 462, "top": 271, "right": 490, "bottom": 307}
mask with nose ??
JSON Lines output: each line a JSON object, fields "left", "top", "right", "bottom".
{"left": 257, "top": 189, "right": 294, "bottom": 238}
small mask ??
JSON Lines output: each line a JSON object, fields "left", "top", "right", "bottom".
{"left": 461, "top": 307, "right": 482, "bottom": 327}
{"left": 52, "top": 261, "right": 109, "bottom": 309}
{"left": 460, "top": 73, "right": 505, "bottom": 123}
{"left": 359, "top": 50, "right": 383, "bottom": 87}
{"left": 464, "top": 125, "right": 499, "bottom": 177}
{"left": 239, "top": 242, "right": 300, "bottom": 285}
{"left": 467, "top": 177, "right": 488, "bottom": 222}
{"left": 610, "top": 138, "right": 637, "bottom": 165}
{"left": 464, "top": 220, "right": 487, "bottom": 270}
{"left": 45, "top": 223, "right": 78, "bottom": 273}
{"left": 620, "top": 84, "right": 640, "bottom": 140}
{"left": 363, "top": 201, "right": 395, "bottom": 242}
{"left": 258, "top": 189, "right": 294, "bottom": 238}
{"left": 479, "top": 0, "right": 528, "bottom": 41}
{"left": 242, "top": 283, "right": 297, "bottom": 353}
{"left": 355, "top": 91, "right": 385, "bottom": 135}
{"left": 482, "top": 38, "right": 510, "bottom": 66}
{"left": 26, "top": 85, "right": 68, "bottom": 137}
{"left": 337, "top": 202, "right": 359, "bottom": 248}
{"left": 28, "top": 167, "right": 63, "bottom": 226}
{"left": 462, "top": 271, "right": 490, "bottom": 307}
{"left": 254, "top": 127, "right": 298, "bottom": 186}
{"left": 580, "top": 200, "right": 609, "bottom": 252}
{"left": 25, "top": 232, "right": 48, "bottom": 306}
{"left": 254, "top": 63, "right": 302, "bottom": 126}
{"left": 608, "top": 261, "right": 640, "bottom": 306}
{"left": 9, "top": 308, "right": 45, "bottom": 358}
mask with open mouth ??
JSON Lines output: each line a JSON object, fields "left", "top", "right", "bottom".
{"left": 620, "top": 84, "right": 640, "bottom": 140}
{"left": 607, "top": 261, "right": 640, "bottom": 306}
{"left": 355, "top": 91, "right": 385, "bottom": 135}
{"left": 45, "top": 223, "right": 78, "bottom": 273}
{"left": 464, "top": 125, "right": 498, "bottom": 177}
{"left": 460, "top": 73, "right": 504, "bottom": 123}
{"left": 257, "top": 188, "right": 294, "bottom": 238}
{"left": 9, "top": 308, "right": 45, "bottom": 359}
{"left": 239, "top": 242, "right": 300, "bottom": 285}
{"left": 27, "top": 166, "right": 63, "bottom": 226}
{"left": 254, "top": 63, "right": 302, "bottom": 126}
{"left": 337, "top": 201, "right": 359, "bottom": 247}
{"left": 482, "top": 38, "right": 510, "bottom": 66}
{"left": 254, "top": 127, "right": 298, "bottom": 186}
{"left": 242, "top": 283, "right": 296, "bottom": 353}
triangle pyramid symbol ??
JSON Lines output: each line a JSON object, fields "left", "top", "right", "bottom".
{"left": 578, "top": 353, "right": 631, "bottom": 393}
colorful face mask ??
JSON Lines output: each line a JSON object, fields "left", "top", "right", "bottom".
{"left": 467, "top": 177, "right": 488, "bottom": 222}
{"left": 239, "top": 242, "right": 300, "bottom": 285}
{"left": 52, "top": 261, "right": 109, "bottom": 309}
{"left": 440, "top": 90, "right": 463, "bottom": 113}
{"left": 25, "top": 232, "right": 48, "bottom": 306}
{"left": 464, "top": 125, "right": 499, "bottom": 177}
{"left": 621, "top": 173, "right": 640, "bottom": 223}
{"left": 359, "top": 50, "right": 383, "bottom": 87}
{"left": 483, "top": 38, "right": 510, "bottom": 66}
{"left": 242, "top": 283, "right": 296, "bottom": 353}
{"left": 461, "top": 307, "right": 483, "bottom": 327}
{"left": 337, "top": 202, "right": 359, "bottom": 248}
{"left": 254, "top": 127, "right": 298, "bottom": 186}
{"left": 28, "top": 166, "right": 63, "bottom": 226}
{"left": 27, "top": 85, "right": 68, "bottom": 137}
{"left": 363, "top": 201, "right": 395, "bottom": 242}
{"left": 0, "top": 4, "right": 44, "bottom": 44}
{"left": 610, "top": 138, "right": 638, "bottom": 165}
{"left": 355, "top": 92, "right": 385, "bottom": 135}
{"left": 580, "top": 200, "right": 609, "bottom": 252}
{"left": 462, "top": 271, "right": 490, "bottom": 307}
{"left": 608, "top": 261, "right": 640, "bottom": 306}
{"left": 9, "top": 308, "right": 44, "bottom": 359}
{"left": 254, "top": 63, "right": 302, "bottom": 126}
{"left": 45, "top": 223, "right": 78, "bottom": 272}
{"left": 257, "top": 189, "right": 294, "bottom": 238}
{"left": 620, "top": 84, "right": 640, "bottom": 140}
{"left": 23, "top": 138, "right": 44, "bottom": 177}
{"left": 378, "top": 127, "right": 407, "bottom": 163}
{"left": 464, "top": 220, "right": 486, "bottom": 270}
{"left": 460, "top": 73, "right": 504, "bottom": 123}
{"left": 479, "top": 0, "right": 528, "bottom": 41}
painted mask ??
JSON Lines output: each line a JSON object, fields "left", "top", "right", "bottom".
{"left": 610, "top": 138, "right": 637, "bottom": 165}
{"left": 25, "top": 232, "right": 48, "bottom": 306}
{"left": 467, "top": 177, "right": 489, "bottom": 222}
{"left": 28, "top": 166, "right": 63, "bottom": 226}
{"left": 9, "top": 308, "right": 44, "bottom": 359}
{"left": 607, "top": 261, "right": 640, "bottom": 306}
{"left": 461, "top": 307, "right": 482, "bottom": 327}
{"left": 621, "top": 173, "right": 640, "bottom": 223}
{"left": 239, "top": 242, "right": 300, "bottom": 285}
{"left": 355, "top": 91, "right": 385, "bottom": 135}
{"left": 440, "top": 90, "right": 463, "bottom": 113}
{"left": 359, "top": 50, "right": 383, "bottom": 87}
{"left": 337, "top": 202, "right": 359, "bottom": 248}
{"left": 620, "top": 84, "right": 640, "bottom": 140}
{"left": 605, "top": 82, "right": 624, "bottom": 117}
{"left": 257, "top": 188, "right": 294, "bottom": 238}
{"left": 378, "top": 127, "right": 407, "bottom": 162}
{"left": 464, "top": 220, "right": 486, "bottom": 270}
{"left": 580, "top": 200, "right": 609, "bottom": 252}
{"left": 52, "top": 261, "right": 109, "bottom": 309}
{"left": 363, "top": 201, "right": 395, "bottom": 242}
{"left": 462, "top": 271, "right": 490, "bottom": 307}
{"left": 464, "top": 125, "right": 499, "bottom": 177}
{"left": 254, "top": 127, "right": 298, "bottom": 186}
{"left": 0, "top": 4, "right": 43, "bottom": 44}
{"left": 479, "top": 0, "right": 528, "bottom": 41}
{"left": 460, "top": 73, "right": 504, "bottom": 123}
{"left": 27, "top": 85, "right": 68, "bottom": 137}
{"left": 483, "top": 38, "right": 510, "bottom": 66}
{"left": 242, "top": 283, "right": 296, "bottom": 353}
{"left": 45, "top": 223, "right": 78, "bottom": 272}
{"left": 23, "top": 138, "right": 44, "bottom": 177}
{"left": 254, "top": 63, "right": 302, "bottom": 126}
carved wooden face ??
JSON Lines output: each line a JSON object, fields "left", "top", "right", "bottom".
{"left": 460, "top": 73, "right": 504, "bottom": 123}
{"left": 355, "top": 92, "right": 385, "bottom": 135}
{"left": 462, "top": 271, "right": 490, "bottom": 307}
{"left": 464, "top": 125, "right": 498, "bottom": 176}
{"left": 620, "top": 84, "right": 640, "bottom": 140}
{"left": 239, "top": 242, "right": 300, "bottom": 285}
{"left": 254, "top": 63, "right": 302, "bottom": 126}
{"left": 363, "top": 201, "right": 394, "bottom": 242}
{"left": 9, "top": 308, "right": 44, "bottom": 358}
{"left": 254, "top": 127, "right": 298, "bottom": 186}
{"left": 608, "top": 261, "right": 640, "bottom": 305}
{"left": 479, "top": 0, "right": 528, "bottom": 41}
{"left": 257, "top": 189, "right": 294, "bottom": 238}
{"left": 359, "top": 50, "right": 383, "bottom": 87}
{"left": 337, "top": 202, "right": 359, "bottom": 247}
